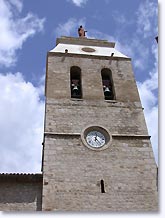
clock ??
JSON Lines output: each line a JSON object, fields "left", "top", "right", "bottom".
{"left": 86, "top": 131, "right": 106, "bottom": 148}
{"left": 81, "top": 126, "right": 112, "bottom": 151}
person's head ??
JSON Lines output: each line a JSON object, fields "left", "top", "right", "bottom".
{"left": 80, "top": 25, "right": 82, "bottom": 28}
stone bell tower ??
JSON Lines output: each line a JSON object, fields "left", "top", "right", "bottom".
{"left": 41, "top": 36, "right": 158, "bottom": 211}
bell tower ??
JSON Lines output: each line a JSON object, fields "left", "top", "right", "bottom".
{"left": 42, "top": 36, "right": 158, "bottom": 211}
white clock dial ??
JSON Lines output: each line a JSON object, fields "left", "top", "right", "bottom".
{"left": 81, "top": 126, "right": 112, "bottom": 151}
{"left": 86, "top": 131, "right": 106, "bottom": 148}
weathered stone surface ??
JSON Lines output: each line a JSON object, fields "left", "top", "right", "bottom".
{"left": 0, "top": 37, "right": 157, "bottom": 212}
{"left": 42, "top": 37, "right": 158, "bottom": 211}
{"left": 42, "top": 135, "right": 158, "bottom": 211}
{"left": 0, "top": 174, "right": 42, "bottom": 211}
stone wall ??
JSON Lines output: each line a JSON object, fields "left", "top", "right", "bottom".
{"left": 42, "top": 39, "right": 158, "bottom": 211}
{"left": 45, "top": 99, "right": 148, "bottom": 135}
{"left": 45, "top": 55, "right": 148, "bottom": 135}
{"left": 42, "top": 134, "right": 158, "bottom": 211}
{"left": 0, "top": 174, "right": 42, "bottom": 211}
{"left": 45, "top": 55, "right": 140, "bottom": 103}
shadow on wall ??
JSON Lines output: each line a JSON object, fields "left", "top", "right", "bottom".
{"left": 0, "top": 174, "right": 43, "bottom": 211}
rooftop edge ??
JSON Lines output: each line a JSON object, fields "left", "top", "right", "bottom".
{"left": 0, "top": 173, "right": 43, "bottom": 183}
{"left": 56, "top": 36, "right": 115, "bottom": 48}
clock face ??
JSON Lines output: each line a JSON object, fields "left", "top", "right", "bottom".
{"left": 86, "top": 131, "right": 106, "bottom": 148}
{"left": 81, "top": 126, "right": 112, "bottom": 151}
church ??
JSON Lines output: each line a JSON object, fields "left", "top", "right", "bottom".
{"left": 0, "top": 34, "right": 158, "bottom": 211}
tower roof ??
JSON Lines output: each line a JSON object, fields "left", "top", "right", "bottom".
{"left": 56, "top": 36, "right": 115, "bottom": 47}
{"left": 49, "top": 36, "right": 129, "bottom": 59}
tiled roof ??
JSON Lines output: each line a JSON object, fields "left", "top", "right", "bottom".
{"left": 0, "top": 173, "right": 43, "bottom": 183}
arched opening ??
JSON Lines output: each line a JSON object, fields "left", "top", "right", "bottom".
{"left": 101, "top": 68, "right": 114, "bottom": 100}
{"left": 70, "top": 66, "right": 82, "bottom": 99}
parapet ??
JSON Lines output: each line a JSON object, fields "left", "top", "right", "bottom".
{"left": 56, "top": 36, "right": 115, "bottom": 48}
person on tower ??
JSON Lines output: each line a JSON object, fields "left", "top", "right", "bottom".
{"left": 78, "top": 25, "right": 87, "bottom": 37}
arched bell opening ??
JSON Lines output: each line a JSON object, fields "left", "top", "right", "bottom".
{"left": 70, "top": 66, "right": 82, "bottom": 99}
{"left": 101, "top": 68, "right": 115, "bottom": 100}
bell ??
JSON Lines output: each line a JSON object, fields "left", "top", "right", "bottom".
{"left": 104, "top": 87, "right": 110, "bottom": 93}
{"left": 72, "top": 85, "right": 78, "bottom": 91}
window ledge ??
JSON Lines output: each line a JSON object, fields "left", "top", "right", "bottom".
{"left": 70, "top": 98, "right": 83, "bottom": 101}
{"left": 105, "top": 100, "right": 117, "bottom": 103}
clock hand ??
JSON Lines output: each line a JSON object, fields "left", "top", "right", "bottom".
{"left": 95, "top": 138, "right": 101, "bottom": 145}
{"left": 94, "top": 132, "right": 98, "bottom": 141}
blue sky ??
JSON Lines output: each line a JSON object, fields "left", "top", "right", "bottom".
{"left": 0, "top": 0, "right": 158, "bottom": 173}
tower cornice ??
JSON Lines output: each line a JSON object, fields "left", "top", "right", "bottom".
{"left": 56, "top": 36, "right": 115, "bottom": 48}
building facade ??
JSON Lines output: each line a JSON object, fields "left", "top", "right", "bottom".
{"left": 42, "top": 37, "right": 158, "bottom": 211}
{"left": 0, "top": 36, "right": 158, "bottom": 211}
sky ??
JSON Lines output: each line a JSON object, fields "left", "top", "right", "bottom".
{"left": 0, "top": 0, "right": 158, "bottom": 173}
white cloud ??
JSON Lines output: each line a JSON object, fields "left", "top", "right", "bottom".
{"left": 131, "top": 0, "right": 157, "bottom": 70}
{"left": 136, "top": 0, "right": 158, "bottom": 38}
{"left": 0, "top": 72, "right": 45, "bottom": 173}
{"left": 0, "top": 0, "right": 45, "bottom": 67}
{"left": 112, "top": 11, "right": 127, "bottom": 24}
{"left": 85, "top": 29, "right": 116, "bottom": 43}
{"left": 137, "top": 43, "right": 158, "bottom": 164}
{"left": 55, "top": 17, "right": 86, "bottom": 37}
{"left": 85, "top": 29, "right": 133, "bottom": 58}
{"left": 67, "top": 0, "right": 88, "bottom": 7}
{"left": 137, "top": 79, "right": 158, "bottom": 165}
{"left": 8, "top": 0, "right": 23, "bottom": 12}
{"left": 131, "top": 38, "right": 150, "bottom": 71}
